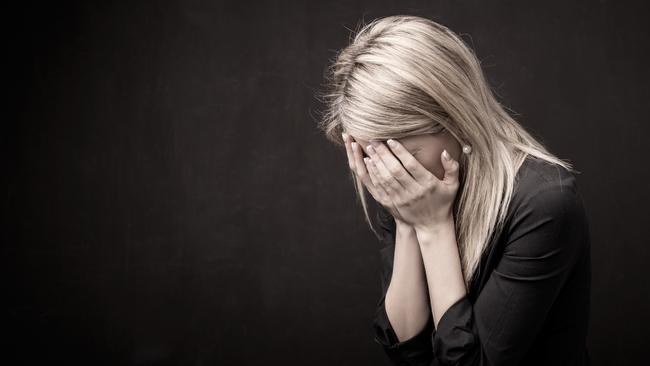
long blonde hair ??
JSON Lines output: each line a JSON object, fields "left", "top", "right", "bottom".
{"left": 316, "top": 15, "right": 577, "bottom": 286}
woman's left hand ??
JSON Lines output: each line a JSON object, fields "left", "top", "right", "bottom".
{"left": 363, "top": 139, "right": 461, "bottom": 230}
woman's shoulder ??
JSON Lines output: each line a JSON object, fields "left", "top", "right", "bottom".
{"left": 506, "top": 155, "right": 589, "bottom": 242}
{"left": 514, "top": 155, "right": 579, "bottom": 197}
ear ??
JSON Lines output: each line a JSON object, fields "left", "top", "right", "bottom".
{"left": 441, "top": 149, "right": 460, "bottom": 186}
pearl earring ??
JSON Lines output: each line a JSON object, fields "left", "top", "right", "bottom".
{"left": 462, "top": 144, "right": 472, "bottom": 154}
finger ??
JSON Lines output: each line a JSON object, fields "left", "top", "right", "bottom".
{"left": 364, "top": 157, "right": 391, "bottom": 202}
{"left": 369, "top": 141, "right": 420, "bottom": 193}
{"left": 357, "top": 154, "right": 387, "bottom": 204}
{"left": 350, "top": 139, "right": 379, "bottom": 193}
{"left": 364, "top": 157, "right": 381, "bottom": 192}
{"left": 348, "top": 136, "right": 385, "bottom": 197}
{"left": 441, "top": 149, "right": 460, "bottom": 186}
{"left": 366, "top": 143, "right": 412, "bottom": 196}
{"left": 386, "top": 139, "right": 434, "bottom": 184}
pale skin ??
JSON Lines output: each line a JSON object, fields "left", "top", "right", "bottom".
{"left": 342, "top": 131, "right": 467, "bottom": 341}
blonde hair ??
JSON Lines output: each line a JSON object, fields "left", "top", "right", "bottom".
{"left": 316, "top": 15, "right": 577, "bottom": 286}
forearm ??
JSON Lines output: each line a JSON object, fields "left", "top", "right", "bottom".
{"left": 415, "top": 219, "right": 467, "bottom": 328}
{"left": 384, "top": 219, "right": 431, "bottom": 342}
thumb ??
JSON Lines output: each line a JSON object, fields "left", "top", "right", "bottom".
{"left": 441, "top": 149, "right": 460, "bottom": 185}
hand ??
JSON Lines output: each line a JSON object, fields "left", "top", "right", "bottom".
{"left": 362, "top": 139, "right": 460, "bottom": 230}
{"left": 342, "top": 132, "right": 407, "bottom": 224}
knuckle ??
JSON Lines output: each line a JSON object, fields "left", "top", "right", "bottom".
{"left": 388, "top": 164, "right": 401, "bottom": 175}
{"left": 404, "top": 160, "right": 417, "bottom": 171}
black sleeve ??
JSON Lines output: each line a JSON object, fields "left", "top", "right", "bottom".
{"left": 429, "top": 184, "right": 588, "bottom": 365}
{"left": 371, "top": 204, "right": 436, "bottom": 366}
{"left": 371, "top": 183, "right": 588, "bottom": 366}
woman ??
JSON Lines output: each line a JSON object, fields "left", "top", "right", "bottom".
{"left": 317, "top": 15, "right": 591, "bottom": 366}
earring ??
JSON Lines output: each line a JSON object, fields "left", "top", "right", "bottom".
{"left": 462, "top": 144, "right": 472, "bottom": 154}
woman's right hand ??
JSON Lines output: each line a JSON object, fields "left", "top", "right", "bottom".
{"left": 342, "top": 132, "right": 407, "bottom": 225}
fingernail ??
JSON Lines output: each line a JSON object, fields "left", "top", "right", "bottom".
{"left": 366, "top": 145, "right": 375, "bottom": 154}
{"left": 370, "top": 140, "right": 381, "bottom": 147}
{"left": 443, "top": 150, "right": 451, "bottom": 161}
{"left": 342, "top": 132, "right": 347, "bottom": 142}
{"left": 351, "top": 142, "right": 358, "bottom": 150}
{"left": 387, "top": 139, "right": 396, "bottom": 147}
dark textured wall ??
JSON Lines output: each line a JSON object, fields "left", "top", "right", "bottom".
{"left": 5, "top": 1, "right": 649, "bottom": 365}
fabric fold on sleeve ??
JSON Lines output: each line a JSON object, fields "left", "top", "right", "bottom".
{"left": 431, "top": 295, "right": 480, "bottom": 365}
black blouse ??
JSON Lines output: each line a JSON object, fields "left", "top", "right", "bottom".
{"left": 371, "top": 155, "right": 591, "bottom": 366}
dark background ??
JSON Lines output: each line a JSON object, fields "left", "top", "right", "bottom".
{"left": 4, "top": 0, "right": 649, "bottom": 365}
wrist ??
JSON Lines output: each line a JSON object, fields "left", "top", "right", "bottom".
{"left": 394, "top": 217, "right": 410, "bottom": 228}
{"left": 413, "top": 218, "right": 455, "bottom": 242}
{"left": 395, "top": 218, "right": 417, "bottom": 237}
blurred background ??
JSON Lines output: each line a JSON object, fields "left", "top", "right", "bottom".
{"left": 4, "top": 0, "right": 649, "bottom": 365}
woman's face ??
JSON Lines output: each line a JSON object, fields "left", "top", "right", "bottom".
{"left": 352, "top": 131, "right": 462, "bottom": 181}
